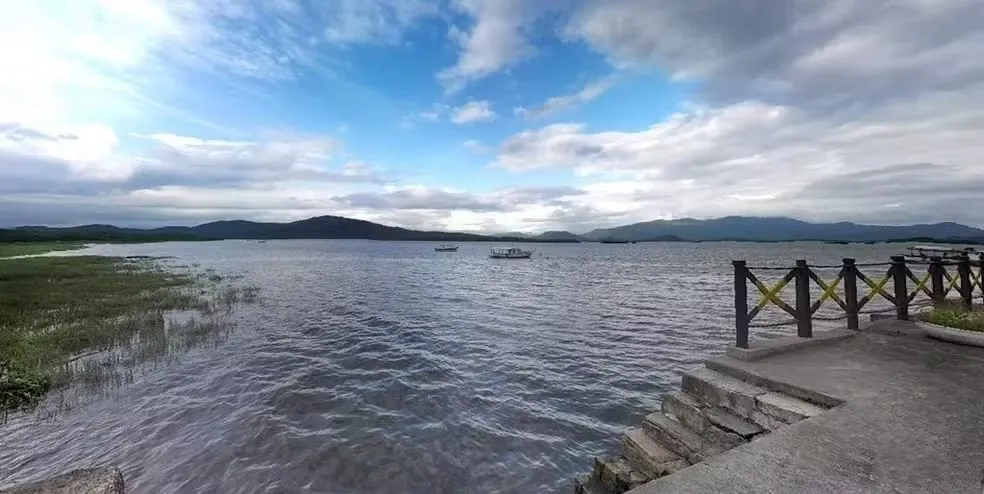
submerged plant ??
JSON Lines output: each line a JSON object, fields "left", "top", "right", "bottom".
{"left": 0, "top": 361, "right": 51, "bottom": 420}
{"left": 0, "top": 255, "right": 258, "bottom": 418}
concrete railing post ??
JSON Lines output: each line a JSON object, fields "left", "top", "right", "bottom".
{"left": 733, "top": 260, "right": 749, "bottom": 349}
{"left": 891, "top": 255, "right": 909, "bottom": 321}
{"left": 843, "top": 258, "right": 860, "bottom": 330}
{"left": 795, "top": 260, "right": 813, "bottom": 338}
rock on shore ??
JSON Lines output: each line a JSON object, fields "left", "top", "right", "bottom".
{"left": 1, "top": 467, "right": 124, "bottom": 494}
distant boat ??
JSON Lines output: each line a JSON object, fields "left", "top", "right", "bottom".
{"left": 257, "top": 240, "right": 267, "bottom": 244}
{"left": 490, "top": 247, "right": 533, "bottom": 259}
{"left": 434, "top": 244, "right": 458, "bottom": 252}
{"left": 906, "top": 245, "right": 976, "bottom": 260}
{"left": 601, "top": 240, "right": 630, "bottom": 244}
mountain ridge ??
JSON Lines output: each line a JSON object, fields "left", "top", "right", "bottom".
{"left": 579, "top": 216, "right": 984, "bottom": 242}
{"left": 1, "top": 215, "right": 982, "bottom": 244}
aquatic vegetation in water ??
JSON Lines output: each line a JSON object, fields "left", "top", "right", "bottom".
{"left": 0, "top": 361, "right": 51, "bottom": 420}
{"left": 0, "top": 255, "right": 258, "bottom": 419}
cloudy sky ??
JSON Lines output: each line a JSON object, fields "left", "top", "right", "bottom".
{"left": 2, "top": 0, "right": 982, "bottom": 232}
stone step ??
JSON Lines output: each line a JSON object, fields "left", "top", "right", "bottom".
{"left": 590, "top": 456, "right": 648, "bottom": 494}
{"left": 662, "top": 391, "right": 746, "bottom": 450}
{"left": 705, "top": 358, "right": 843, "bottom": 408}
{"left": 751, "top": 391, "right": 827, "bottom": 431}
{"left": 641, "top": 412, "right": 727, "bottom": 464}
{"left": 622, "top": 427, "right": 688, "bottom": 479}
{"left": 574, "top": 475, "right": 607, "bottom": 494}
{"left": 661, "top": 391, "right": 710, "bottom": 433}
{"left": 682, "top": 366, "right": 828, "bottom": 432}
{"left": 681, "top": 367, "right": 769, "bottom": 420}
{"left": 704, "top": 407, "right": 766, "bottom": 439}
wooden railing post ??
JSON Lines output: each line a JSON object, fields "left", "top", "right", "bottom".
{"left": 958, "top": 254, "right": 973, "bottom": 310}
{"left": 795, "top": 259, "right": 813, "bottom": 338}
{"left": 979, "top": 253, "right": 984, "bottom": 306}
{"left": 891, "top": 255, "right": 909, "bottom": 321}
{"left": 733, "top": 260, "right": 749, "bottom": 349}
{"left": 843, "top": 258, "right": 859, "bottom": 330}
{"left": 930, "top": 256, "right": 945, "bottom": 307}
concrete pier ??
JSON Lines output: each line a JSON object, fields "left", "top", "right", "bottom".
{"left": 577, "top": 319, "right": 984, "bottom": 493}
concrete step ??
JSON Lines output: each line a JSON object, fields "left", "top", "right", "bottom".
{"left": 705, "top": 358, "right": 843, "bottom": 408}
{"left": 590, "top": 456, "right": 648, "bottom": 494}
{"left": 752, "top": 391, "right": 826, "bottom": 430}
{"left": 662, "top": 391, "right": 747, "bottom": 450}
{"left": 661, "top": 391, "right": 710, "bottom": 433}
{"left": 704, "top": 407, "right": 766, "bottom": 439}
{"left": 682, "top": 366, "right": 828, "bottom": 432}
{"left": 681, "top": 367, "right": 768, "bottom": 420}
{"left": 622, "top": 427, "right": 688, "bottom": 479}
{"left": 641, "top": 412, "right": 728, "bottom": 464}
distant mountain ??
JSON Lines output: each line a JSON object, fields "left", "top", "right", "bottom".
{"left": 3, "top": 215, "right": 982, "bottom": 244}
{"left": 534, "top": 230, "right": 580, "bottom": 242}
{"left": 0, "top": 216, "right": 576, "bottom": 243}
{"left": 581, "top": 216, "right": 984, "bottom": 243}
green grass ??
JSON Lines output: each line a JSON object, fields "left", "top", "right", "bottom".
{"left": 0, "top": 242, "right": 85, "bottom": 258}
{"left": 923, "top": 305, "right": 984, "bottom": 332}
{"left": 0, "top": 255, "right": 257, "bottom": 417}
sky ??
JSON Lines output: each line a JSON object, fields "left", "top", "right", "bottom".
{"left": 1, "top": 0, "right": 983, "bottom": 233}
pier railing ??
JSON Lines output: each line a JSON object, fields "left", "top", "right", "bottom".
{"left": 733, "top": 254, "right": 984, "bottom": 348}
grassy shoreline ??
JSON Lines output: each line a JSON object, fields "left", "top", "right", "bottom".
{"left": 0, "top": 254, "right": 256, "bottom": 417}
{"left": 0, "top": 242, "right": 87, "bottom": 258}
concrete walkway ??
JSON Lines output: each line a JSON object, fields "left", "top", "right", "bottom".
{"left": 632, "top": 320, "right": 984, "bottom": 494}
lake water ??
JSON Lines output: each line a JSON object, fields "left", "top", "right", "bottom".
{"left": 0, "top": 240, "right": 907, "bottom": 493}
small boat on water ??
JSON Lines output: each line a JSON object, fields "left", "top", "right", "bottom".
{"left": 490, "top": 247, "right": 533, "bottom": 259}
{"left": 906, "top": 245, "right": 976, "bottom": 260}
{"left": 435, "top": 244, "right": 459, "bottom": 252}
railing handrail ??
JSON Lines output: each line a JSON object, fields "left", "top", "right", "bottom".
{"left": 733, "top": 252, "right": 984, "bottom": 348}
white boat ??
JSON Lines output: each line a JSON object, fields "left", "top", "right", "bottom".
{"left": 434, "top": 244, "right": 458, "bottom": 252}
{"left": 906, "top": 245, "right": 976, "bottom": 260}
{"left": 490, "top": 247, "right": 533, "bottom": 259}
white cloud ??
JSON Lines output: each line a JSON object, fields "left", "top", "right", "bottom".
{"left": 450, "top": 101, "right": 496, "bottom": 124}
{"left": 515, "top": 77, "right": 616, "bottom": 118}
{"left": 495, "top": 102, "right": 790, "bottom": 174}
{"left": 462, "top": 140, "right": 488, "bottom": 153}
{"left": 565, "top": 0, "right": 984, "bottom": 109}
{"left": 320, "top": 0, "right": 438, "bottom": 45}
{"left": 490, "top": 84, "right": 984, "bottom": 226}
{"left": 126, "top": 132, "right": 363, "bottom": 187}
{"left": 399, "top": 105, "right": 449, "bottom": 129}
{"left": 0, "top": 122, "right": 131, "bottom": 181}
{"left": 437, "top": 0, "right": 549, "bottom": 93}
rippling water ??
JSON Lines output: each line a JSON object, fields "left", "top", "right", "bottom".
{"left": 0, "top": 240, "right": 907, "bottom": 493}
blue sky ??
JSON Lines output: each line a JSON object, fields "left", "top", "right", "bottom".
{"left": 1, "top": 0, "right": 983, "bottom": 231}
